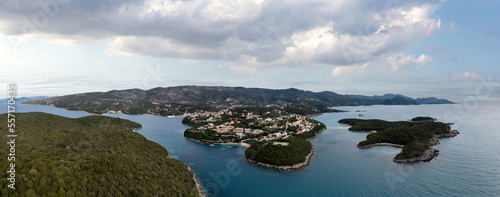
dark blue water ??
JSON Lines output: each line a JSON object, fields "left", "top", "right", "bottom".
{"left": 4, "top": 103, "right": 500, "bottom": 196}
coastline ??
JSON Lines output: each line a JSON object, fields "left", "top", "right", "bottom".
{"left": 21, "top": 103, "right": 187, "bottom": 117}
{"left": 186, "top": 165, "right": 205, "bottom": 197}
{"left": 305, "top": 110, "right": 348, "bottom": 117}
{"left": 356, "top": 130, "right": 459, "bottom": 163}
{"left": 305, "top": 128, "right": 327, "bottom": 140}
{"left": 187, "top": 127, "right": 325, "bottom": 171}
{"left": 393, "top": 148, "right": 439, "bottom": 163}
{"left": 357, "top": 143, "right": 404, "bottom": 149}
{"left": 247, "top": 147, "right": 314, "bottom": 171}
{"left": 305, "top": 113, "right": 324, "bottom": 117}
{"left": 186, "top": 137, "right": 251, "bottom": 148}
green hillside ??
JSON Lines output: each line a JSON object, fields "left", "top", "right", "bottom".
{"left": 24, "top": 86, "right": 454, "bottom": 116}
{"left": 245, "top": 137, "right": 312, "bottom": 166}
{"left": 0, "top": 112, "right": 199, "bottom": 197}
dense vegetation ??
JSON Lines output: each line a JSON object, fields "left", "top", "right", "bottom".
{"left": 395, "top": 141, "right": 429, "bottom": 160}
{"left": 338, "top": 118, "right": 450, "bottom": 134}
{"left": 245, "top": 137, "right": 312, "bottom": 166}
{"left": 0, "top": 112, "right": 199, "bottom": 197}
{"left": 24, "top": 86, "right": 454, "bottom": 116}
{"left": 184, "top": 129, "right": 241, "bottom": 143}
{"left": 338, "top": 118, "right": 452, "bottom": 160}
{"left": 411, "top": 116, "right": 436, "bottom": 122}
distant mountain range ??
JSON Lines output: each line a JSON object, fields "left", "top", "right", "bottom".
{"left": 1, "top": 96, "right": 52, "bottom": 103}
{"left": 345, "top": 94, "right": 455, "bottom": 105}
{"left": 23, "top": 86, "right": 455, "bottom": 115}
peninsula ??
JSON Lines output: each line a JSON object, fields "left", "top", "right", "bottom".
{"left": 182, "top": 106, "right": 326, "bottom": 170}
{"left": 338, "top": 117, "right": 459, "bottom": 163}
{"left": 0, "top": 112, "right": 201, "bottom": 196}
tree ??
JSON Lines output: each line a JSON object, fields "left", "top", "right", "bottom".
{"left": 26, "top": 189, "right": 38, "bottom": 197}
{"left": 58, "top": 188, "right": 66, "bottom": 197}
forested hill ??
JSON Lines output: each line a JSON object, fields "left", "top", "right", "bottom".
{"left": 24, "top": 86, "right": 455, "bottom": 115}
{"left": 0, "top": 112, "right": 200, "bottom": 197}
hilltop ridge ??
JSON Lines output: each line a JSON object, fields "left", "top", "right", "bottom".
{"left": 24, "top": 86, "right": 455, "bottom": 116}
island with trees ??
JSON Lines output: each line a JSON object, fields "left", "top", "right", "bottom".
{"left": 338, "top": 117, "right": 459, "bottom": 163}
{"left": 0, "top": 112, "right": 201, "bottom": 197}
{"left": 182, "top": 107, "right": 326, "bottom": 170}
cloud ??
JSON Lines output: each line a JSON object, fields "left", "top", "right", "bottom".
{"left": 448, "top": 22, "right": 458, "bottom": 30}
{"left": 446, "top": 72, "right": 481, "bottom": 82}
{"left": 331, "top": 65, "right": 361, "bottom": 76}
{"left": 485, "top": 31, "right": 497, "bottom": 36}
{"left": 426, "top": 44, "right": 447, "bottom": 53}
{"left": 331, "top": 53, "right": 432, "bottom": 76}
{"left": 0, "top": 0, "right": 444, "bottom": 71}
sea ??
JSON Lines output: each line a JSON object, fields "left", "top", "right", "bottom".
{"left": 3, "top": 103, "right": 500, "bottom": 197}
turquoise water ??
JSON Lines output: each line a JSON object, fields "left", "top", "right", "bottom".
{"left": 4, "top": 103, "right": 500, "bottom": 196}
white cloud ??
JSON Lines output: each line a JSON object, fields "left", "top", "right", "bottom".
{"left": 387, "top": 54, "right": 432, "bottom": 71}
{"left": 0, "top": 0, "right": 444, "bottom": 72}
{"left": 331, "top": 53, "right": 432, "bottom": 76}
{"left": 446, "top": 72, "right": 481, "bottom": 82}
{"left": 105, "top": 36, "right": 227, "bottom": 59}
{"left": 331, "top": 66, "right": 360, "bottom": 76}
{"left": 416, "top": 54, "right": 433, "bottom": 64}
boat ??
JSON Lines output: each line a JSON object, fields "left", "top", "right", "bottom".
{"left": 358, "top": 114, "right": 364, "bottom": 117}
{"left": 314, "top": 138, "right": 319, "bottom": 142}
{"left": 209, "top": 144, "right": 215, "bottom": 146}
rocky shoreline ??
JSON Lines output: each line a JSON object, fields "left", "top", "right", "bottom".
{"left": 357, "top": 143, "right": 404, "bottom": 149}
{"left": 186, "top": 165, "right": 205, "bottom": 197}
{"left": 357, "top": 129, "right": 459, "bottom": 164}
{"left": 427, "top": 130, "right": 460, "bottom": 146}
{"left": 393, "top": 148, "right": 439, "bottom": 163}
{"left": 247, "top": 147, "right": 314, "bottom": 171}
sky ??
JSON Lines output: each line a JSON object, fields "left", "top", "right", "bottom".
{"left": 0, "top": 0, "right": 499, "bottom": 102}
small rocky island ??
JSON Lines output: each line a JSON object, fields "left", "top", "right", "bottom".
{"left": 338, "top": 116, "right": 459, "bottom": 163}
{"left": 182, "top": 107, "right": 327, "bottom": 170}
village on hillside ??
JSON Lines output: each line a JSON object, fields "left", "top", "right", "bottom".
{"left": 183, "top": 107, "right": 325, "bottom": 143}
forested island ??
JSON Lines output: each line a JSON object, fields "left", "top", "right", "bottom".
{"left": 338, "top": 117, "right": 459, "bottom": 163}
{"left": 245, "top": 137, "right": 313, "bottom": 171}
{"left": 0, "top": 112, "right": 201, "bottom": 197}
{"left": 182, "top": 107, "right": 326, "bottom": 170}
